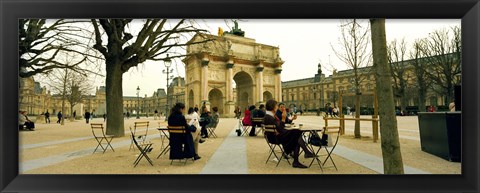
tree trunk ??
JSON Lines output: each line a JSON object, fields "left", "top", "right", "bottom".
{"left": 70, "top": 106, "right": 74, "bottom": 121}
{"left": 354, "top": 94, "right": 361, "bottom": 138}
{"left": 370, "top": 19, "right": 404, "bottom": 174}
{"left": 105, "top": 60, "right": 125, "bottom": 137}
{"left": 61, "top": 96, "right": 65, "bottom": 125}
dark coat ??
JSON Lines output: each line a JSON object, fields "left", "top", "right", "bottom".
{"left": 85, "top": 112, "right": 91, "bottom": 119}
{"left": 168, "top": 112, "right": 195, "bottom": 159}
{"left": 263, "top": 113, "right": 302, "bottom": 155}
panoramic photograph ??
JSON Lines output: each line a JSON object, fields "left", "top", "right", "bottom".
{"left": 18, "top": 19, "right": 461, "bottom": 174}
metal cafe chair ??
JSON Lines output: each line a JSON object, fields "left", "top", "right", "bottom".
{"left": 320, "top": 126, "right": 341, "bottom": 171}
{"left": 166, "top": 125, "right": 194, "bottom": 165}
{"left": 240, "top": 118, "right": 252, "bottom": 136}
{"left": 263, "top": 124, "right": 291, "bottom": 167}
{"left": 207, "top": 119, "right": 219, "bottom": 138}
{"left": 130, "top": 129, "right": 154, "bottom": 167}
{"left": 252, "top": 117, "right": 264, "bottom": 136}
{"left": 90, "top": 123, "right": 115, "bottom": 154}
{"left": 129, "top": 121, "right": 150, "bottom": 151}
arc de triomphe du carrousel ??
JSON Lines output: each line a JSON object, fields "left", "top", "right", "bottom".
{"left": 182, "top": 25, "right": 284, "bottom": 117}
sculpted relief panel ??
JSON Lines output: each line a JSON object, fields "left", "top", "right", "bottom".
{"left": 208, "top": 69, "right": 225, "bottom": 81}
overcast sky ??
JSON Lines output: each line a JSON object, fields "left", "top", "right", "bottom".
{"left": 62, "top": 19, "right": 461, "bottom": 97}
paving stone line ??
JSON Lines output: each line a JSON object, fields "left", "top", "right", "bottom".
{"left": 21, "top": 128, "right": 149, "bottom": 149}
{"left": 333, "top": 145, "right": 431, "bottom": 174}
{"left": 20, "top": 134, "right": 161, "bottom": 173}
{"left": 200, "top": 121, "right": 248, "bottom": 174}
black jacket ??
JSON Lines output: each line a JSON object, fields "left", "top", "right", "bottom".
{"left": 168, "top": 112, "right": 195, "bottom": 159}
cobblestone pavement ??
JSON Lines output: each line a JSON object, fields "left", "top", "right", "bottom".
{"left": 19, "top": 115, "right": 461, "bottom": 174}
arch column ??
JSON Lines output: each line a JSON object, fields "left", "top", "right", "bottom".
{"left": 275, "top": 67, "right": 282, "bottom": 101}
{"left": 256, "top": 63, "right": 264, "bottom": 104}
{"left": 224, "top": 61, "right": 235, "bottom": 117}
{"left": 201, "top": 57, "right": 210, "bottom": 109}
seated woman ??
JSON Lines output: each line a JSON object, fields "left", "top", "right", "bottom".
{"left": 168, "top": 103, "right": 197, "bottom": 160}
{"left": 19, "top": 110, "right": 35, "bottom": 131}
{"left": 242, "top": 105, "right": 255, "bottom": 127}
{"left": 264, "top": 99, "right": 317, "bottom": 168}
{"left": 185, "top": 107, "right": 203, "bottom": 160}
{"left": 276, "top": 104, "right": 297, "bottom": 124}
{"left": 207, "top": 107, "right": 220, "bottom": 129}
{"left": 199, "top": 106, "right": 211, "bottom": 138}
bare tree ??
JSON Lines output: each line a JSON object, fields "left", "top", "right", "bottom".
{"left": 91, "top": 19, "right": 211, "bottom": 137}
{"left": 65, "top": 73, "right": 92, "bottom": 121}
{"left": 409, "top": 39, "right": 431, "bottom": 112}
{"left": 370, "top": 19, "right": 404, "bottom": 174}
{"left": 332, "top": 19, "right": 372, "bottom": 138}
{"left": 39, "top": 53, "right": 93, "bottom": 125}
{"left": 417, "top": 27, "right": 461, "bottom": 106}
{"left": 19, "top": 19, "right": 100, "bottom": 78}
{"left": 387, "top": 38, "right": 411, "bottom": 113}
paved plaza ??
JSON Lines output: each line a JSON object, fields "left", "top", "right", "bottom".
{"left": 19, "top": 115, "right": 461, "bottom": 174}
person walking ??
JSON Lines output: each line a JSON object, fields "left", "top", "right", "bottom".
{"left": 56, "top": 111, "right": 62, "bottom": 124}
{"left": 44, "top": 110, "right": 50, "bottom": 123}
{"left": 73, "top": 110, "right": 77, "bottom": 120}
{"left": 126, "top": 111, "right": 130, "bottom": 119}
{"left": 84, "top": 111, "right": 91, "bottom": 124}
{"left": 154, "top": 109, "right": 158, "bottom": 120}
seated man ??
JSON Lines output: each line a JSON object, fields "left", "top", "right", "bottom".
{"left": 19, "top": 110, "right": 35, "bottom": 131}
{"left": 265, "top": 100, "right": 317, "bottom": 168}
{"left": 250, "top": 104, "right": 265, "bottom": 136}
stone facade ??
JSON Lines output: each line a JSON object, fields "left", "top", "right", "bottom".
{"left": 183, "top": 33, "right": 284, "bottom": 117}
{"left": 282, "top": 61, "right": 448, "bottom": 113}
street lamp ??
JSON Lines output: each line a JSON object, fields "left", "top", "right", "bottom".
{"left": 162, "top": 54, "right": 172, "bottom": 121}
{"left": 136, "top": 86, "right": 140, "bottom": 119}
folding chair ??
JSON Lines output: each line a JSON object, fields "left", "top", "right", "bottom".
{"left": 207, "top": 119, "right": 219, "bottom": 138}
{"left": 129, "top": 121, "right": 150, "bottom": 151}
{"left": 240, "top": 118, "right": 252, "bottom": 136}
{"left": 156, "top": 122, "right": 169, "bottom": 158}
{"left": 252, "top": 117, "right": 264, "bottom": 136}
{"left": 90, "top": 123, "right": 115, "bottom": 154}
{"left": 130, "top": 130, "right": 154, "bottom": 167}
{"left": 166, "top": 126, "right": 194, "bottom": 164}
{"left": 263, "top": 124, "right": 291, "bottom": 167}
{"left": 320, "top": 126, "right": 340, "bottom": 171}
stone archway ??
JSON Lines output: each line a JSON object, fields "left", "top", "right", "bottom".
{"left": 208, "top": 88, "right": 223, "bottom": 114}
{"left": 263, "top": 91, "right": 273, "bottom": 102}
{"left": 234, "top": 71, "right": 253, "bottom": 111}
{"left": 182, "top": 32, "right": 284, "bottom": 117}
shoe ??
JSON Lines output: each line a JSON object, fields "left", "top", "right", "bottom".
{"left": 194, "top": 155, "right": 201, "bottom": 160}
{"left": 199, "top": 139, "right": 205, "bottom": 143}
{"left": 236, "top": 129, "right": 241, "bottom": 136}
{"left": 147, "top": 147, "right": 153, "bottom": 153}
{"left": 292, "top": 162, "right": 308, "bottom": 168}
{"left": 304, "top": 153, "right": 319, "bottom": 158}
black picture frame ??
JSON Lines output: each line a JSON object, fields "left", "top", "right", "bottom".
{"left": 1, "top": 0, "right": 478, "bottom": 192}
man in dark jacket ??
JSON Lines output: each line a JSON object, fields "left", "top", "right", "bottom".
{"left": 264, "top": 99, "right": 317, "bottom": 168}
{"left": 249, "top": 104, "right": 265, "bottom": 136}
{"left": 85, "top": 111, "right": 91, "bottom": 124}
